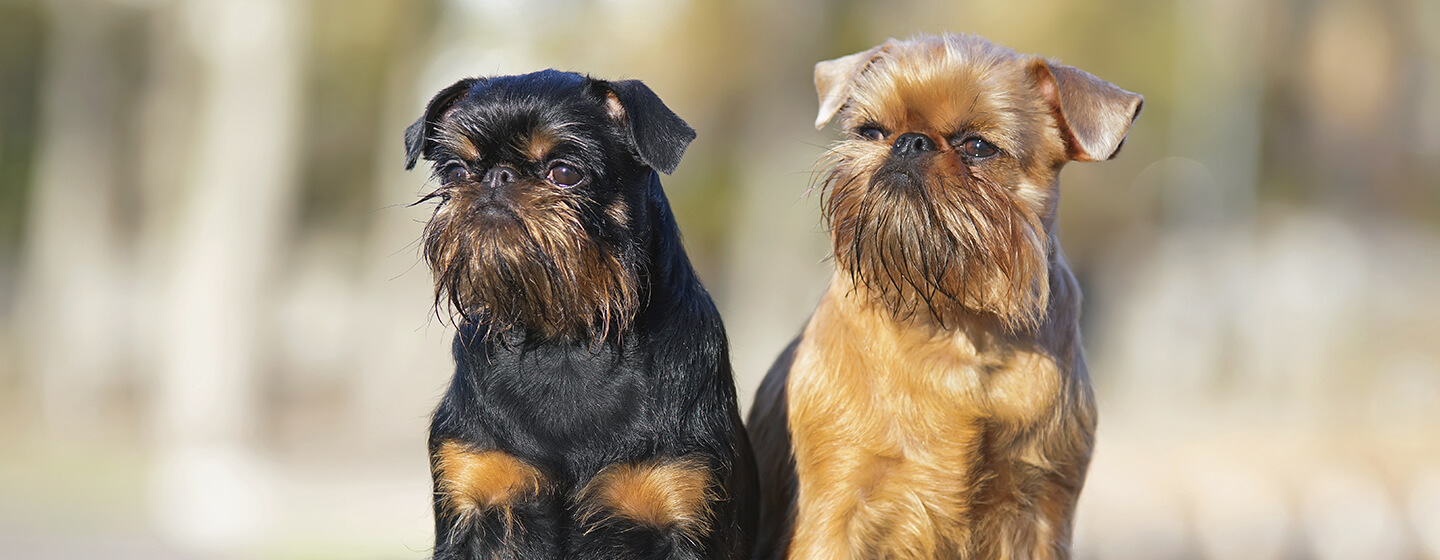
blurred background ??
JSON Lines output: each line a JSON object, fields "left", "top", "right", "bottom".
{"left": 1, "top": 0, "right": 1438, "bottom": 558}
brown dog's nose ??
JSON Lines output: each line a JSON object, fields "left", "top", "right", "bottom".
{"left": 482, "top": 166, "right": 518, "bottom": 189}
{"left": 892, "top": 132, "right": 937, "bottom": 158}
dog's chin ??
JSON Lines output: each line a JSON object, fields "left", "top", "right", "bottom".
{"left": 422, "top": 196, "right": 638, "bottom": 341}
{"left": 825, "top": 163, "right": 1050, "bottom": 331}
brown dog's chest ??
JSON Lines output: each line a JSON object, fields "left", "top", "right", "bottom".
{"left": 789, "top": 284, "right": 1063, "bottom": 448}
{"left": 784, "top": 284, "right": 1072, "bottom": 557}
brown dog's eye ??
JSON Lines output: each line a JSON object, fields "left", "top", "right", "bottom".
{"left": 958, "top": 137, "right": 999, "bottom": 159}
{"left": 856, "top": 127, "right": 886, "bottom": 141}
{"left": 443, "top": 164, "right": 470, "bottom": 184}
{"left": 547, "top": 164, "right": 584, "bottom": 188}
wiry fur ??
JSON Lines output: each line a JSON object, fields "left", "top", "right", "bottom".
{"left": 820, "top": 141, "right": 1048, "bottom": 331}
{"left": 419, "top": 154, "right": 638, "bottom": 341}
{"left": 408, "top": 70, "right": 757, "bottom": 560}
{"left": 749, "top": 34, "right": 1142, "bottom": 560}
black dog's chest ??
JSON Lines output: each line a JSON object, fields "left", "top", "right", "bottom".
{"left": 484, "top": 344, "right": 650, "bottom": 437}
{"left": 440, "top": 336, "right": 669, "bottom": 474}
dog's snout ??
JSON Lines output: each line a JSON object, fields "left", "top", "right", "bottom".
{"left": 482, "top": 166, "right": 518, "bottom": 189}
{"left": 892, "top": 133, "right": 937, "bottom": 158}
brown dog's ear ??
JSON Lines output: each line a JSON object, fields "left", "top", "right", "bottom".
{"left": 404, "top": 78, "right": 479, "bottom": 170}
{"left": 1032, "top": 60, "right": 1144, "bottom": 162}
{"left": 814, "top": 42, "right": 891, "bottom": 130}
{"left": 601, "top": 80, "right": 696, "bottom": 175}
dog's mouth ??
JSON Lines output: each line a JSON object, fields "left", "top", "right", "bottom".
{"left": 421, "top": 186, "right": 639, "bottom": 340}
{"left": 469, "top": 201, "right": 520, "bottom": 224}
{"left": 873, "top": 170, "right": 926, "bottom": 194}
{"left": 821, "top": 159, "right": 1052, "bottom": 330}
{"left": 870, "top": 154, "right": 941, "bottom": 198}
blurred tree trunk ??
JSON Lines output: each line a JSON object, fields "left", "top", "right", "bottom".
{"left": 22, "top": 0, "right": 129, "bottom": 439}
{"left": 149, "top": 0, "right": 303, "bottom": 550}
{"left": 1165, "top": 0, "right": 1265, "bottom": 227}
{"left": 352, "top": 0, "right": 453, "bottom": 452}
{"left": 718, "top": 0, "right": 842, "bottom": 409}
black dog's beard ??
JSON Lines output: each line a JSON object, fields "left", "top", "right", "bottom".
{"left": 421, "top": 186, "right": 638, "bottom": 341}
{"left": 823, "top": 158, "right": 1050, "bottom": 331}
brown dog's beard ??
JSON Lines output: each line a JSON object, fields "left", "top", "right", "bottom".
{"left": 421, "top": 185, "right": 638, "bottom": 341}
{"left": 822, "top": 151, "right": 1049, "bottom": 331}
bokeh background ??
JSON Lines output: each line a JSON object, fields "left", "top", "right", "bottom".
{"left": 1, "top": 0, "right": 1438, "bottom": 558}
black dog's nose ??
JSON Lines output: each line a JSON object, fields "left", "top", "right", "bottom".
{"left": 892, "top": 132, "right": 937, "bottom": 158}
{"left": 482, "top": 166, "right": 518, "bottom": 189}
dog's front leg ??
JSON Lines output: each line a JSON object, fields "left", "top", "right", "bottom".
{"left": 785, "top": 453, "right": 868, "bottom": 560}
{"left": 431, "top": 440, "right": 559, "bottom": 559}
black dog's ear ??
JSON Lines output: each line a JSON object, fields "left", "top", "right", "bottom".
{"left": 600, "top": 80, "right": 695, "bottom": 175}
{"left": 405, "top": 78, "right": 479, "bottom": 170}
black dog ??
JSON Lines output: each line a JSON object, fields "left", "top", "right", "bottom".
{"left": 404, "top": 70, "right": 756, "bottom": 560}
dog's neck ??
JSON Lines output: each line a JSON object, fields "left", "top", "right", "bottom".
{"left": 829, "top": 223, "right": 1075, "bottom": 341}
{"left": 814, "top": 264, "right": 1084, "bottom": 384}
{"left": 830, "top": 270, "right": 1013, "bottom": 339}
{"left": 634, "top": 171, "right": 707, "bottom": 310}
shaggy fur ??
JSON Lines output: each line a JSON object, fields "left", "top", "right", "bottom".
{"left": 749, "top": 34, "right": 1142, "bottom": 560}
{"left": 407, "top": 70, "right": 757, "bottom": 560}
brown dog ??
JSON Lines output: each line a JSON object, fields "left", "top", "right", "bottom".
{"left": 748, "top": 34, "right": 1142, "bottom": 559}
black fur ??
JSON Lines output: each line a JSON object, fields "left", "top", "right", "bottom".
{"left": 604, "top": 79, "right": 695, "bottom": 174}
{"left": 746, "top": 337, "right": 800, "bottom": 560}
{"left": 406, "top": 70, "right": 756, "bottom": 560}
{"left": 405, "top": 77, "right": 479, "bottom": 170}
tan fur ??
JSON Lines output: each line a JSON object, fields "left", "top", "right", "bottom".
{"left": 778, "top": 33, "right": 1140, "bottom": 559}
{"left": 577, "top": 456, "right": 716, "bottom": 538}
{"left": 440, "top": 131, "right": 482, "bottom": 161}
{"left": 433, "top": 440, "right": 546, "bottom": 529}
{"left": 1032, "top": 61, "right": 1144, "bottom": 162}
{"left": 604, "top": 92, "right": 626, "bottom": 122}
{"left": 606, "top": 197, "right": 630, "bottom": 229}
{"left": 522, "top": 128, "right": 559, "bottom": 162}
{"left": 815, "top": 35, "right": 1071, "bottom": 331}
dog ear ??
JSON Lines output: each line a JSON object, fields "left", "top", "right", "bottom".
{"left": 602, "top": 80, "right": 696, "bottom": 175}
{"left": 405, "top": 78, "right": 479, "bottom": 170}
{"left": 1031, "top": 59, "right": 1144, "bottom": 162}
{"left": 814, "top": 42, "right": 890, "bottom": 130}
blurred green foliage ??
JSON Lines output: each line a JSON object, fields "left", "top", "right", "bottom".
{"left": 0, "top": 3, "right": 43, "bottom": 264}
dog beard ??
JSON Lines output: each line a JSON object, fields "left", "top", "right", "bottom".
{"left": 421, "top": 183, "right": 638, "bottom": 341}
{"left": 822, "top": 150, "right": 1050, "bottom": 331}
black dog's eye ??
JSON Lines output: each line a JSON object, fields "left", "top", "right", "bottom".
{"left": 547, "top": 164, "right": 584, "bottom": 188}
{"left": 957, "top": 137, "right": 999, "bottom": 159}
{"left": 855, "top": 126, "right": 886, "bottom": 141}
{"left": 442, "top": 164, "right": 471, "bottom": 184}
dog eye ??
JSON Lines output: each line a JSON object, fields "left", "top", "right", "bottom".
{"left": 855, "top": 127, "right": 886, "bottom": 141}
{"left": 958, "top": 137, "right": 999, "bottom": 159}
{"left": 546, "top": 164, "right": 584, "bottom": 188}
{"left": 442, "top": 164, "right": 470, "bottom": 184}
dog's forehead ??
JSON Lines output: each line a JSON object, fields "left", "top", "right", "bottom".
{"left": 468, "top": 70, "right": 593, "bottom": 106}
{"left": 438, "top": 71, "right": 611, "bottom": 161}
{"left": 849, "top": 37, "right": 1043, "bottom": 138}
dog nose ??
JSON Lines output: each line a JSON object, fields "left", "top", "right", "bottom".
{"left": 482, "top": 166, "right": 518, "bottom": 189}
{"left": 892, "top": 132, "right": 937, "bottom": 158}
